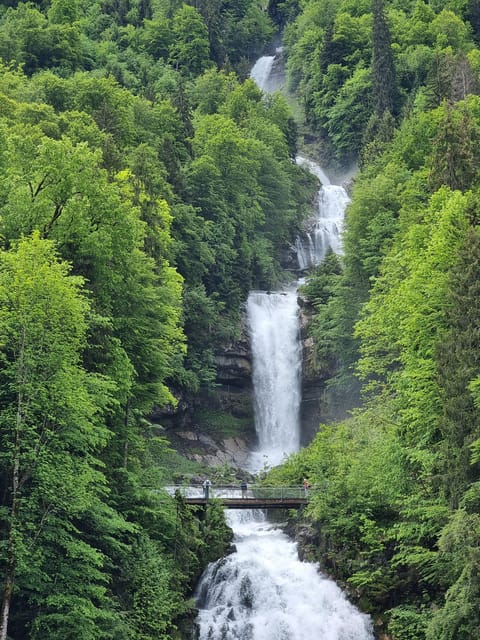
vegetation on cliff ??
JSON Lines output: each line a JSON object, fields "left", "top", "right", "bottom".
{"left": 268, "top": 1, "right": 480, "bottom": 638}
{"left": 0, "top": 1, "right": 316, "bottom": 638}
{"left": 3, "top": 0, "right": 480, "bottom": 638}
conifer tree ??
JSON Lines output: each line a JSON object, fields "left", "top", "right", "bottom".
{"left": 371, "top": 0, "right": 396, "bottom": 117}
{"left": 435, "top": 227, "right": 480, "bottom": 507}
{"left": 429, "top": 101, "right": 480, "bottom": 193}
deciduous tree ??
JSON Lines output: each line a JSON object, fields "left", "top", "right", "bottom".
{"left": 0, "top": 233, "right": 110, "bottom": 640}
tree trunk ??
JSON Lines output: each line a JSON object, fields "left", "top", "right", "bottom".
{"left": 0, "top": 541, "right": 16, "bottom": 640}
{"left": 0, "top": 337, "right": 26, "bottom": 640}
{"left": 0, "top": 468, "right": 19, "bottom": 640}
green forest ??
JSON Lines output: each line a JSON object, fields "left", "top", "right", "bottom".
{"left": 267, "top": 0, "right": 480, "bottom": 639}
{"left": 1, "top": 0, "right": 480, "bottom": 638}
{"left": 0, "top": 0, "right": 313, "bottom": 638}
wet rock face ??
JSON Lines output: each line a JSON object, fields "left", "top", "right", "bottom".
{"left": 297, "top": 298, "right": 329, "bottom": 445}
{"left": 215, "top": 352, "right": 252, "bottom": 386}
{"left": 239, "top": 575, "right": 254, "bottom": 609}
{"left": 173, "top": 431, "right": 251, "bottom": 468}
{"left": 156, "top": 383, "right": 256, "bottom": 471}
{"left": 152, "top": 315, "right": 256, "bottom": 468}
{"left": 214, "top": 318, "right": 252, "bottom": 387}
{"left": 177, "top": 321, "right": 256, "bottom": 467}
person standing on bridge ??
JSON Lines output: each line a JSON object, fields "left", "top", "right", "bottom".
{"left": 241, "top": 480, "right": 248, "bottom": 499}
{"left": 203, "top": 478, "right": 211, "bottom": 500}
{"left": 303, "top": 478, "right": 310, "bottom": 497}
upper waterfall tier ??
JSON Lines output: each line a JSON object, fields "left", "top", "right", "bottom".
{"left": 295, "top": 156, "right": 351, "bottom": 269}
{"left": 249, "top": 55, "right": 275, "bottom": 91}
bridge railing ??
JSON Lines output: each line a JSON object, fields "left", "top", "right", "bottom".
{"left": 165, "top": 485, "right": 313, "bottom": 500}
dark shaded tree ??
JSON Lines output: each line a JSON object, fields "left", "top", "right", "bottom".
{"left": 429, "top": 100, "right": 480, "bottom": 192}
{"left": 435, "top": 227, "right": 480, "bottom": 507}
{"left": 467, "top": 0, "right": 480, "bottom": 43}
{"left": 371, "top": 0, "right": 397, "bottom": 117}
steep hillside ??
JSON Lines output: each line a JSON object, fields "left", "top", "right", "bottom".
{"left": 268, "top": 1, "right": 480, "bottom": 639}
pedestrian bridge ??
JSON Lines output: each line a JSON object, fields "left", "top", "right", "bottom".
{"left": 170, "top": 485, "right": 311, "bottom": 509}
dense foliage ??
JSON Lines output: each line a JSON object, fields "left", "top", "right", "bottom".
{"left": 6, "top": 0, "right": 480, "bottom": 638}
{"left": 0, "top": 1, "right": 315, "bottom": 638}
{"left": 269, "top": 1, "right": 480, "bottom": 638}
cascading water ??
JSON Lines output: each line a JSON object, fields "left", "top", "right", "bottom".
{"left": 249, "top": 55, "right": 275, "bottom": 91}
{"left": 195, "top": 514, "right": 373, "bottom": 640}
{"left": 251, "top": 58, "right": 352, "bottom": 271}
{"left": 246, "top": 289, "right": 302, "bottom": 472}
{"left": 193, "top": 55, "right": 372, "bottom": 640}
{"left": 295, "top": 156, "right": 351, "bottom": 270}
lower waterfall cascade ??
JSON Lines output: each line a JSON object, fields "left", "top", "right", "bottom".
{"left": 194, "top": 511, "right": 374, "bottom": 640}
{"left": 193, "top": 54, "right": 372, "bottom": 640}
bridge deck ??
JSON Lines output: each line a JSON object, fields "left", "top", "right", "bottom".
{"left": 167, "top": 485, "right": 312, "bottom": 510}
{"left": 184, "top": 496, "right": 308, "bottom": 509}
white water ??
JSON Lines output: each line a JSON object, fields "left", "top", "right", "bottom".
{"left": 195, "top": 512, "right": 373, "bottom": 640}
{"left": 246, "top": 289, "right": 302, "bottom": 472}
{"left": 249, "top": 55, "right": 275, "bottom": 92}
{"left": 193, "top": 55, "right": 371, "bottom": 640}
{"left": 250, "top": 58, "right": 351, "bottom": 271}
{"left": 295, "top": 156, "right": 351, "bottom": 270}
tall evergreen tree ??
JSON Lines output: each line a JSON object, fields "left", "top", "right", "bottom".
{"left": 435, "top": 227, "right": 480, "bottom": 507}
{"left": 467, "top": 0, "right": 480, "bottom": 43}
{"left": 429, "top": 101, "right": 480, "bottom": 193}
{"left": 371, "top": 0, "right": 396, "bottom": 117}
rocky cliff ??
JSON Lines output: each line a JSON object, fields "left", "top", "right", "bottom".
{"left": 155, "top": 300, "right": 332, "bottom": 470}
{"left": 153, "top": 317, "right": 256, "bottom": 472}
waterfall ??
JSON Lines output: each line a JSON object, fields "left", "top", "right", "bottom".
{"left": 193, "top": 54, "right": 372, "bottom": 640}
{"left": 246, "top": 289, "right": 302, "bottom": 472}
{"left": 249, "top": 55, "right": 275, "bottom": 91}
{"left": 295, "top": 156, "right": 351, "bottom": 270}
{"left": 195, "top": 514, "right": 373, "bottom": 640}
